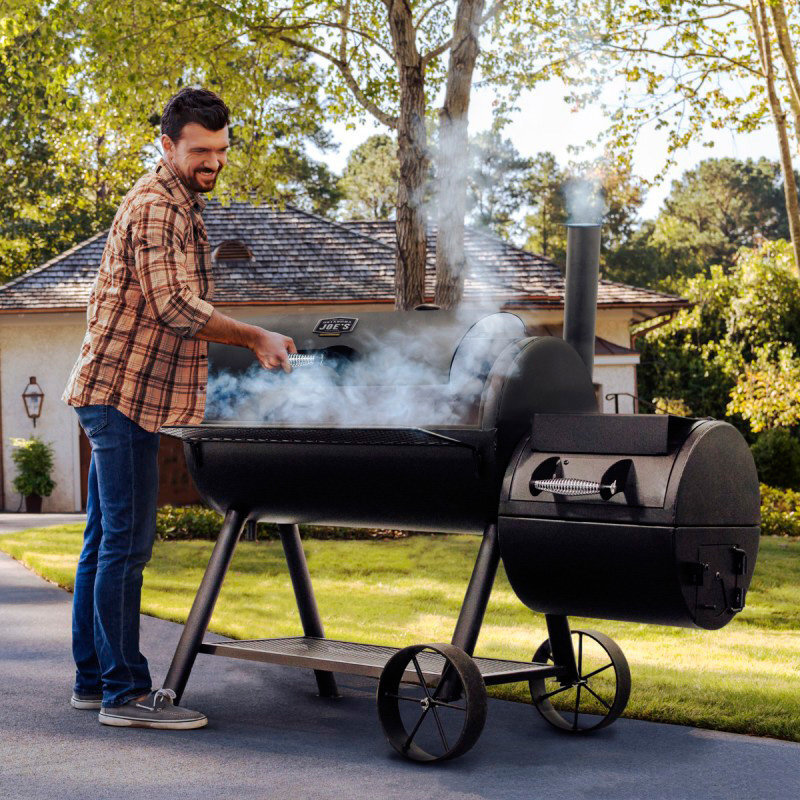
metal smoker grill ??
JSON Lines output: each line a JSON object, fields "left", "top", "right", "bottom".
{"left": 161, "top": 225, "right": 761, "bottom": 763}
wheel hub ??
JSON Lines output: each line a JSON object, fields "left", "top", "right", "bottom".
{"left": 420, "top": 697, "right": 432, "bottom": 710}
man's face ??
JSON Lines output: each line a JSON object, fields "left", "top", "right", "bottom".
{"left": 162, "top": 122, "right": 229, "bottom": 193}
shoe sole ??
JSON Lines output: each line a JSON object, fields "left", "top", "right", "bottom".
{"left": 71, "top": 697, "right": 102, "bottom": 710}
{"left": 98, "top": 711, "right": 208, "bottom": 730}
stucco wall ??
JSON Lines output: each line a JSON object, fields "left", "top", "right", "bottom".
{"left": 0, "top": 313, "right": 86, "bottom": 511}
{"left": 593, "top": 362, "right": 638, "bottom": 414}
{"left": 522, "top": 308, "right": 633, "bottom": 348}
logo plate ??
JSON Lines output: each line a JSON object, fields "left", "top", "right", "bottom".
{"left": 313, "top": 317, "right": 359, "bottom": 336}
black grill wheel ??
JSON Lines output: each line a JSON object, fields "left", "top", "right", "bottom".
{"left": 530, "top": 629, "right": 631, "bottom": 733}
{"left": 377, "top": 643, "right": 487, "bottom": 763}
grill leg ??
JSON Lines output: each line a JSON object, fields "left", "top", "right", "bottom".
{"left": 545, "top": 614, "right": 579, "bottom": 683}
{"left": 278, "top": 523, "right": 339, "bottom": 698}
{"left": 435, "top": 523, "right": 500, "bottom": 701}
{"left": 163, "top": 508, "right": 246, "bottom": 703}
{"left": 450, "top": 523, "right": 500, "bottom": 655}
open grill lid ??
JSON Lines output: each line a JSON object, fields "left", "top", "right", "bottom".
{"left": 207, "top": 310, "right": 526, "bottom": 385}
{"left": 201, "top": 310, "right": 597, "bottom": 430}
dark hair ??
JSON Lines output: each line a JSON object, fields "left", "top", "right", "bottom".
{"left": 161, "top": 87, "right": 230, "bottom": 142}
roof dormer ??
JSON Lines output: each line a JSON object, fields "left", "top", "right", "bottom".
{"left": 212, "top": 240, "right": 254, "bottom": 264}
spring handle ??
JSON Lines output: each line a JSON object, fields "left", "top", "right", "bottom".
{"left": 530, "top": 477, "right": 617, "bottom": 497}
{"left": 287, "top": 353, "right": 325, "bottom": 368}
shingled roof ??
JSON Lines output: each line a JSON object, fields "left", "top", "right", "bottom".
{"left": 0, "top": 201, "right": 686, "bottom": 315}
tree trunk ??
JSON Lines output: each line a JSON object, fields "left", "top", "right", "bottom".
{"left": 752, "top": 0, "right": 800, "bottom": 275}
{"left": 434, "top": 0, "right": 486, "bottom": 309}
{"left": 386, "top": 1, "right": 428, "bottom": 310}
{"left": 769, "top": 1, "right": 800, "bottom": 137}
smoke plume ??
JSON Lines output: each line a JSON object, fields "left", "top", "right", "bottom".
{"left": 564, "top": 175, "right": 607, "bottom": 225}
{"left": 205, "top": 312, "right": 524, "bottom": 426}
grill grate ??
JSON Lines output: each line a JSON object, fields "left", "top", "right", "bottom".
{"left": 161, "top": 426, "right": 465, "bottom": 447}
{"left": 198, "top": 636, "right": 556, "bottom": 685}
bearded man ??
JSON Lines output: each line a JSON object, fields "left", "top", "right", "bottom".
{"left": 62, "top": 87, "right": 294, "bottom": 729}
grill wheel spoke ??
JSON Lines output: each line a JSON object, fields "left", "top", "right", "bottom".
{"left": 377, "top": 643, "right": 487, "bottom": 763}
{"left": 529, "top": 629, "right": 631, "bottom": 733}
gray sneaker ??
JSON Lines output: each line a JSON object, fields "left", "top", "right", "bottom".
{"left": 98, "top": 688, "right": 207, "bottom": 730}
{"left": 71, "top": 691, "right": 103, "bottom": 710}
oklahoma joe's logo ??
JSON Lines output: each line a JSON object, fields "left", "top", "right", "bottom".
{"left": 313, "top": 317, "right": 359, "bottom": 336}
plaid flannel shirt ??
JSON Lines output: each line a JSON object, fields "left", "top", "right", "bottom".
{"left": 63, "top": 158, "right": 215, "bottom": 432}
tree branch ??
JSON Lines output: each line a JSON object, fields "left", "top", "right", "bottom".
{"left": 420, "top": 0, "right": 504, "bottom": 65}
{"left": 415, "top": 0, "right": 449, "bottom": 29}
{"left": 276, "top": 32, "right": 398, "bottom": 128}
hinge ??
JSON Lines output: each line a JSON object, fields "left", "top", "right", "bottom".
{"left": 729, "top": 586, "right": 746, "bottom": 613}
{"left": 731, "top": 546, "right": 748, "bottom": 576}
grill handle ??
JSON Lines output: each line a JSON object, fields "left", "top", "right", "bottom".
{"left": 529, "top": 457, "right": 632, "bottom": 501}
{"left": 531, "top": 477, "right": 615, "bottom": 497}
{"left": 287, "top": 352, "right": 326, "bottom": 368}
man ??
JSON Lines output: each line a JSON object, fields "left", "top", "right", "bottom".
{"left": 62, "top": 87, "right": 295, "bottom": 730}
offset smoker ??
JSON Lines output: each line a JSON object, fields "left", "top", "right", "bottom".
{"left": 161, "top": 226, "right": 760, "bottom": 763}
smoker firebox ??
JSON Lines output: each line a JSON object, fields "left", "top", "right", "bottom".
{"left": 160, "top": 225, "right": 760, "bottom": 763}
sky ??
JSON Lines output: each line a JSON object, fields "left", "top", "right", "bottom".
{"left": 311, "top": 76, "right": 778, "bottom": 221}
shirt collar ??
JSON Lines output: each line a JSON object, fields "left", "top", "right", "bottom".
{"left": 155, "top": 157, "right": 207, "bottom": 213}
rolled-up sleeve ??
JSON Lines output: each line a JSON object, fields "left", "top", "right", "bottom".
{"left": 131, "top": 200, "right": 214, "bottom": 338}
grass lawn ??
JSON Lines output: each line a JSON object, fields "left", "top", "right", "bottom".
{"left": 2, "top": 525, "right": 799, "bottom": 741}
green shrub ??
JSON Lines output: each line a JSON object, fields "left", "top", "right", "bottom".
{"left": 10, "top": 437, "right": 55, "bottom": 497}
{"left": 155, "top": 505, "right": 411, "bottom": 541}
{"left": 751, "top": 428, "right": 800, "bottom": 489}
{"left": 156, "top": 505, "right": 224, "bottom": 540}
{"left": 760, "top": 484, "right": 800, "bottom": 537}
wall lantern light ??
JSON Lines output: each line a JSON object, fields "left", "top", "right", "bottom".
{"left": 22, "top": 377, "right": 44, "bottom": 427}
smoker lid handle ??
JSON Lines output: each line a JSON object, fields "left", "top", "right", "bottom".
{"left": 530, "top": 477, "right": 616, "bottom": 497}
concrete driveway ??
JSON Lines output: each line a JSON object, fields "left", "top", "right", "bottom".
{"left": 0, "top": 512, "right": 86, "bottom": 535}
{"left": 1, "top": 550, "right": 798, "bottom": 800}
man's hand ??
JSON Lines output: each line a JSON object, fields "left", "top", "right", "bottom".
{"left": 195, "top": 309, "right": 296, "bottom": 371}
{"left": 250, "top": 328, "right": 297, "bottom": 372}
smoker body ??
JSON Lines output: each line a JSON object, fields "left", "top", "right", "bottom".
{"left": 165, "top": 317, "right": 598, "bottom": 533}
{"left": 498, "top": 413, "right": 761, "bottom": 629}
{"left": 160, "top": 228, "right": 762, "bottom": 762}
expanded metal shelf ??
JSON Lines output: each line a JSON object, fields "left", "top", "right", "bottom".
{"left": 198, "top": 636, "right": 558, "bottom": 686}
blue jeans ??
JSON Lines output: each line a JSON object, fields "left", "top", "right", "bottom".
{"left": 72, "top": 405, "right": 160, "bottom": 707}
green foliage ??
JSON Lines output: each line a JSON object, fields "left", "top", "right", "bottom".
{"left": 0, "top": 3, "right": 151, "bottom": 282}
{"left": 759, "top": 484, "right": 800, "bottom": 537}
{"left": 750, "top": 430, "right": 800, "bottom": 490}
{"left": 728, "top": 345, "right": 800, "bottom": 432}
{"left": 605, "top": 159, "right": 793, "bottom": 289}
{"left": 651, "top": 159, "right": 788, "bottom": 276}
{"left": 603, "top": 221, "right": 678, "bottom": 287}
{"left": 338, "top": 134, "right": 398, "bottom": 220}
{"left": 521, "top": 152, "right": 567, "bottom": 260}
{"left": 466, "top": 130, "right": 532, "bottom": 240}
{"left": 0, "top": 0, "right": 343, "bottom": 282}
{"left": 638, "top": 240, "right": 800, "bottom": 423}
{"left": 155, "top": 505, "right": 410, "bottom": 541}
{"left": 10, "top": 437, "right": 55, "bottom": 497}
{"left": 520, "top": 151, "right": 644, "bottom": 264}
{"left": 587, "top": 4, "right": 772, "bottom": 180}
{"left": 156, "top": 505, "right": 224, "bottom": 541}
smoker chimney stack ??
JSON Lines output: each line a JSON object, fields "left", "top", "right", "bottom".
{"left": 563, "top": 223, "right": 601, "bottom": 375}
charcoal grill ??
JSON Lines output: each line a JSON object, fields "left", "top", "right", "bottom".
{"left": 161, "top": 224, "right": 760, "bottom": 762}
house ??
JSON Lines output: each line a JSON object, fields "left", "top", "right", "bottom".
{"left": 0, "top": 201, "right": 687, "bottom": 512}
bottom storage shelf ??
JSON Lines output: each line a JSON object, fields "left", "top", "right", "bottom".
{"left": 199, "top": 636, "right": 557, "bottom": 686}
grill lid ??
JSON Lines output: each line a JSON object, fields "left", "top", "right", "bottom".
{"left": 207, "top": 309, "right": 526, "bottom": 386}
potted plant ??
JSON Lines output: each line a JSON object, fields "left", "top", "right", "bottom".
{"left": 11, "top": 437, "right": 56, "bottom": 513}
